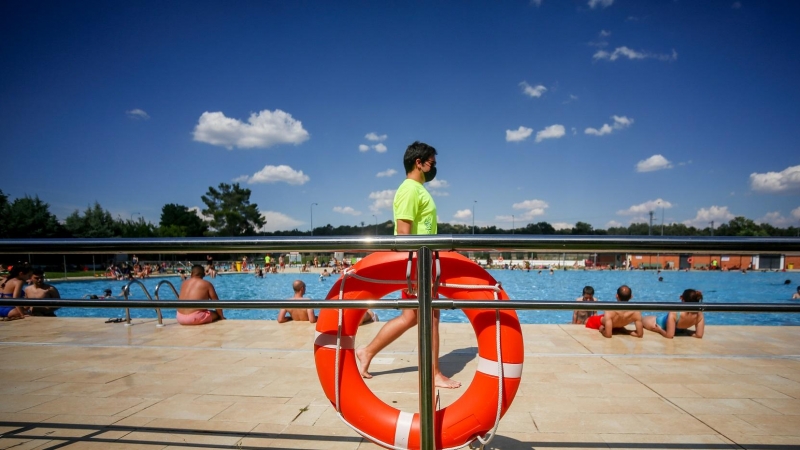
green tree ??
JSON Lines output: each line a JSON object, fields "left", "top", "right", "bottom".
{"left": 201, "top": 183, "right": 265, "bottom": 236}
{"left": 3, "top": 195, "right": 66, "bottom": 238}
{"left": 119, "top": 218, "right": 157, "bottom": 237}
{"left": 64, "top": 202, "right": 118, "bottom": 238}
{"left": 572, "top": 221, "right": 594, "bottom": 235}
{"left": 0, "top": 190, "right": 8, "bottom": 238}
{"left": 159, "top": 203, "right": 209, "bottom": 237}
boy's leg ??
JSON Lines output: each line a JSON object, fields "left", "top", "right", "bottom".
{"left": 432, "top": 311, "right": 461, "bottom": 389}
{"left": 357, "top": 309, "right": 418, "bottom": 378}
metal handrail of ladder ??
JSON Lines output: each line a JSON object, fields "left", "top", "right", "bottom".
{"left": 121, "top": 280, "right": 162, "bottom": 327}
{"left": 153, "top": 280, "right": 180, "bottom": 327}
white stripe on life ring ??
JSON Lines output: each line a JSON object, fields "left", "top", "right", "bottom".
{"left": 394, "top": 411, "right": 414, "bottom": 449}
{"left": 477, "top": 356, "right": 523, "bottom": 379}
{"left": 314, "top": 331, "right": 355, "bottom": 350}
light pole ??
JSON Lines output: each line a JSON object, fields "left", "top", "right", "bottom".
{"left": 372, "top": 214, "right": 378, "bottom": 235}
{"left": 472, "top": 201, "right": 477, "bottom": 234}
{"left": 512, "top": 215, "right": 515, "bottom": 234}
{"left": 310, "top": 203, "right": 318, "bottom": 236}
{"left": 660, "top": 201, "right": 665, "bottom": 236}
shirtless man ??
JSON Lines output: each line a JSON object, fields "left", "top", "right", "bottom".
{"left": 0, "top": 265, "right": 32, "bottom": 320}
{"left": 278, "top": 280, "right": 317, "bottom": 323}
{"left": 24, "top": 269, "right": 60, "bottom": 317}
{"left": 176, "top": 265, "right": 225, "bottom": 325}
{"left": 599, "top": 285, "right": 643, "bottom": 338}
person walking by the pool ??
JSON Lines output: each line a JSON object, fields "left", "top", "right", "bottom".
{"left": 356, "top": 141, "right": 461, "bottom": 389}
{"left": 0, "top": 265, "right": 33, "bottom": 320}
{"left": 572, "top": 285, "right": 597, "bottom": 325}
{"left": 24, "top": 268, "right": 61, "bottom": 317}
{"left": 643, "top": 289, "right": 705, "bottom": 339}
{"left": 264, "top": 254, "right": 271, "bottom": 269}
{"left": 586, "top": 285, "right": 643, "bottom": 338}
{"left": 279, "top": 255, "right": 285, "bottom": 272}
{"left": 176, "top": 265, "right": 225, "bottom": 325}
{"left": 278, "top": 280, "right": 317, "bottom": 323}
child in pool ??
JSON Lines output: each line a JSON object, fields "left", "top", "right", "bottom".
{"left": 643, "top": 289, "right": 705, "bottom": 339}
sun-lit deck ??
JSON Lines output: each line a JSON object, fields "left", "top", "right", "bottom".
{"left": 0, "top": 318, "right": 798, "bottom": 449}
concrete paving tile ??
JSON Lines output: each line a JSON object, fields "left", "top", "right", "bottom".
{"left": 22, "top": 396, "right": 148, "bottom": 417}
{"left": 0, "top": 412, "right": 56, "bottom": 423}
{"left": 210, "top": 401, "right": 307, "bottom": 425}
{"left": 694, "top": 414, "right": 764, "bottom": 436}
{"left": 290, "top": 404, "right": 329, "bottom": 426}
{"left": 752, "top": 398, "right": 800, "bottom": 415}
{"left": 0, "top": 394, "right": 59, "bottom": 413}
{"left": 528, "top": 396, "right": 679, "bottom": 414}
{"left": 646, "top": 383, "right": 704, "bottom": 398}
{"left": 0, "top": 438, "right": 56, "bottom": 450}
{"left": 0, "top": 381, "right": 61, "bottom": 396}
{"left": 59, "top": 440, "right": 167, "bottom": 449}
{"left": 532, "top": 412, "right": 714, "bottom": 435}
{"left": 724, "top": 433, "right": 800, "bottom": 449}
{"left": 599, "top": 433, "right": 736, "bottom": 449}
{"left": 37, "top": 371, "right": 132, "bottom": 384}
{"left": 668, "top": 398, "right": 783, "bottom": 415}
{"left": 736, "top": 414, "right": 800, "bottom": 435}
{"left": 485, "top": 432, "right": 609, "bottom": 450}
{"left": 274, "top": 424, "right": 363, "bottom": 449}
{"left": 29, "top": 382, "right": 133, "bottom": 398}
{"left": 685, "top": 383, "right": 791, "bottom": 399}
{"left": 131, "top": 395, "right": 234, "bottom": 421}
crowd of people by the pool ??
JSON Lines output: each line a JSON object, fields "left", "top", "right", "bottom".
{"left": 2, "top": 260, "right": 799, "bottom": 325}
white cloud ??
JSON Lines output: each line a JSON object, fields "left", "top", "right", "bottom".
{"left": 192, "top": 109, "right": 309, "bottom": 149}
{"left": 755, "top": 212, "right": 791, "bottom": 227}
{"left": 454, "top": 209, "right": 473, "bottom": 220}
{"left": 732, "top": 2, "right": 742, "bottom": 9}
{"left": 682, "top": 206, "right": 735, "bottom": 228}
{"left": 369, "top": 190, "right": 395, "bottom": 213}
{"left": 513, "top": 199, "right": 549, "bottom": 220}
{"left": 376, "top": 169, "right": 397, "bottom": 178}
{"left": 126, "top": 109, "right": 150, "bottom": 120}
{"left": 571, "top": 127, "right": 577, "bottom": 135}
{"left": 231, "top": 175, "right": 249, "bottom": 183}
{"left": 599, "top": 30, "right": 611, "bottom": 37}
{"left": 535, "top": 124, "right": 566, "bottom": 143}
{"left": 530, "top": 0, "right": 542, "bottom": 6}
{"left": 594, "top": 47, "right": 677, "bottom": 62}
{"left": 373, "top": 143, "right": 387, "bottom": 153}
{"left": 588, "top": 0, "right": 613, "bottom": 9}
{"left": 585, "top": 115, "right": 633, "bottom": 136}
{"left": 606, "top": 220, "right": 623, "bottom": 228}
{"left": 750, "top": 165, "right": 800, "bottom": 193}
{"left": 261, "top": 211, "right": 304, "bottom": 232}
{"left": 617, "top": 198, "right": 673, "bottom": 216}
{"left": 506, "top": 126, "right": 534, "bottom": 142}
{"left": 238, "top": 165, "right": 309, "bottom": 185}
{"left": 359, "top": 144, "right": 370, "bottom": 152}
{"left": 188, "top": 206, "right": 207, "bottom": 221}
{"left": 333, "top": 206, "right": 361, "bottom": 216}
{"left": 793, "top": 206, "right": 800, "bottom": 220}
{"left": 520, "top": 81, "right": 547, "bottom": 98}
{"left": 563, "top": 94, "right": 579, "bottom": 104}
{"left": 427, "top": 179, "right": 450, "bottom": 197}
{"left": 552, "top": 222, "right": 574, "bottom": 230}
{"left": 365, "top": 132, "right": 387, "bottom": 142}
{"left": 636, "top": 154, "right": 673, "bottom": 173}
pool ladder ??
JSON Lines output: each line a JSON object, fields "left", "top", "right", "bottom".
{"left": 121, "top": 280, "right": 179, "bottom": 327}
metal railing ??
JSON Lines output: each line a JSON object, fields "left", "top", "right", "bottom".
{"left": 153, "top": 280, "right": 180, "bottom": 327}
{"left": 120, "top": 280, "right": 162, "bottom": 328}
{"left": 2, "top": 235, "right": 800, "bottom": 450}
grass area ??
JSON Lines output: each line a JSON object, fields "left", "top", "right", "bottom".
{"left": 45, "top": 271, "right": 110, "bottom": 279}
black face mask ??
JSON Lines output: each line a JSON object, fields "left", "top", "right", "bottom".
{"left": 423, "top": 166, "right": 437, "bottom": 182}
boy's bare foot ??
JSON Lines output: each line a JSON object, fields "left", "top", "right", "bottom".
{"left": 435, "top": 373, "right": 461, "bottom": 389}
{"left": 356, "top": 347, "right": 373, "bottom": 379}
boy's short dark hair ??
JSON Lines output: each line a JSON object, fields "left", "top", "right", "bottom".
{"left": 582, "top": 286, "right": 594, "bottom": 296}
{"left": 402, "top": 141, "right": 437, "bottom": 174}
{"left": 682, "top": 289, "right": 703, "bottom": 302}
{"left": 616, "top": 285, "right": 632, "bottom": 301}
{"left": 32, "top": 268, "right": 45, "bottom": 277}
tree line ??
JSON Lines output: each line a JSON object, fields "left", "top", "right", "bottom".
{"left": 1, "top": 185, "right": 797, "bottom": 239}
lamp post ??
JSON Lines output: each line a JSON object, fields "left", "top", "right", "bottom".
{"left": 372, "top": 214, "right": 378, "bottom": 235}
{"left": 472, "top": 200, "right": 477, "bottom": 235}
{"left": 310, "top": 203, "right": 318, "bottom": 236}
{"left": 512, "top": 214, "right": 515, "bottom": 234}
{"left": 660, "top": 202, "right": 665, "bottom": 236}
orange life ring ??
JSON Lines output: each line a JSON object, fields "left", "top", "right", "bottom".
{"left": 314, "top": 252, "right": 524, "bottom": 449}
{"left": 687, "top": 257, "right": 694, "bottom": 264}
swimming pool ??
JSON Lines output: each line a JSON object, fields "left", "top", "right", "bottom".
{"left": 47, "top": 269, "right": 800, "bottom": 326}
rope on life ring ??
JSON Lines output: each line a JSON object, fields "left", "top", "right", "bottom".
{"left": 314, "top": 251, "right": 524, "bottom": 450}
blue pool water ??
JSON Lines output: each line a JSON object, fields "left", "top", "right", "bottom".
{"left": 48, "top": 270, "right": 800, "bottom": 325}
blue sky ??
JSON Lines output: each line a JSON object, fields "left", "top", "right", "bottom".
{"left": 1, "top": 0, "right": 799, "bottom": 232}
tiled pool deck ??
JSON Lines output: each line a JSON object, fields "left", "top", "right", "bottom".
{"left": 0, "top": 318, "right": 798, "bottom": 449}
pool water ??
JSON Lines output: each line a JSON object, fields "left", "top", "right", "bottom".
{"left": 49, "top": 270, "right": 800, "bottom": 326}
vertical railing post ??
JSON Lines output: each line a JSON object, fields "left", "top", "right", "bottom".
{"left": 416, "top": 247, "right": 436, "bottom": 450}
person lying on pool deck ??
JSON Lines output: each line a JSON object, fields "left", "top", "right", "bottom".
{"left": 643, "top": 289, "right": 705, "bottom": 339}
{"left": 585, "top": 285, "right": 643, "bottom": 338}
{"left": 177, "top": 265, "right": 225, "bottom": 325}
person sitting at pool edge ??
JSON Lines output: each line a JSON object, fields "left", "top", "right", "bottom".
{"left": 643, "top": 289, "right": 705, "bottom": 339}
{"left": 177, "top": 265, "right": 225, "bottom": 325}
{"left": 792, "top": 286, "right": 800, "bottom": 300}
{"left": 0, "top": 265, "right": 33, "bottom": 320}
{"left": 572, "top": 285, "right": 597, "bottom": 325}
{"left": 24, "top": 268, "right": 61, "bottom": 317}
{"left": 586, "top": 285, "right": 643, "bottom": 338}
{"left": 278, "top": 280, "right": 317, "bottom": 323}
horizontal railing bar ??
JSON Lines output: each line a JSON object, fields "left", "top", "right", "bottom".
{"left": 2, "top": 235, "right": 799, "bottom": 254}
{"left": 7, "top": 299, "right": 800, "bottom": 313}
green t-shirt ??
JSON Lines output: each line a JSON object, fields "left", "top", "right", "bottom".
{"left": 393, "top": 178, "right": 437, "bottom": 235}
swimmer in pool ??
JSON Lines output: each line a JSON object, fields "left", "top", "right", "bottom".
{"left": 643, "top": 289, "right": 705, "bottom": 339}
{"left": 792, "top": 286, "right": 800, "bottom": 300}
{"left": 176, "top": 265, "right": 225, "bottom": 326}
